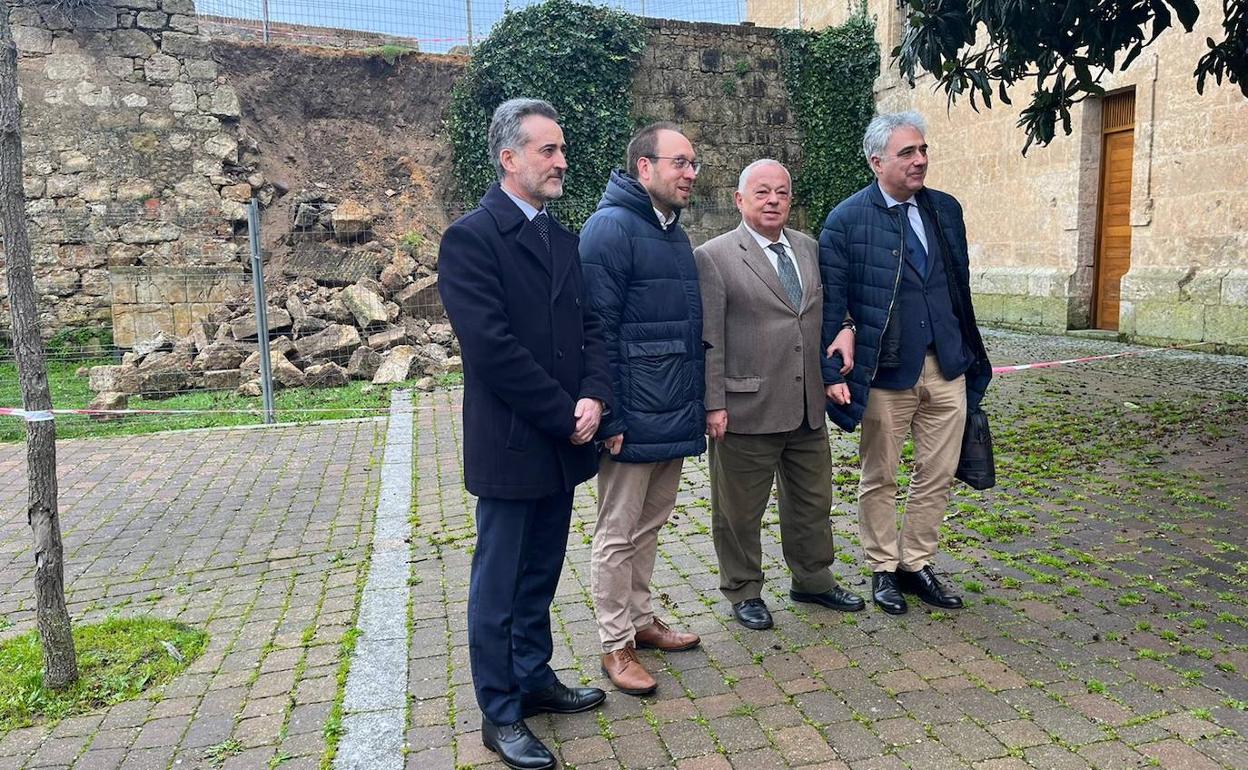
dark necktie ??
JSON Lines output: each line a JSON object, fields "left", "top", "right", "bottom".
{"left": 533, "top": 211, "right": 551, "bottom": 253}
{"left": 898, "top": 203, "right": 927, "bottom": 276}
{"left": 768, "top": 242, "right": 802, "bottom": 307}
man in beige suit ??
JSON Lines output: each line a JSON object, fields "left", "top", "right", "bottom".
{"left": 695, "top": 159, "right": 865, "bottom": 631}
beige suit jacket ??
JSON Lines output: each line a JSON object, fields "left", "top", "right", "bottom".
{"left": 694, "top": 223, "right": 826, "bottom": 434}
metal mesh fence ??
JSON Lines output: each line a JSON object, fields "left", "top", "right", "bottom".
{"left": 196, "top": 0, "right": 776, "bottom": 52}
{"left": 0, "top": 198, "right": 455, "bottom": 439}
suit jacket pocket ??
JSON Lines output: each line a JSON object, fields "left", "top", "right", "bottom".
{"left": 505, "top": 413, "right": 532, "bottom": 451}
{"left": 724, "top": 376, "right": 761, "bottom": 393}
{"left": 626, "top": 339, "right": 690, "bottom": 413}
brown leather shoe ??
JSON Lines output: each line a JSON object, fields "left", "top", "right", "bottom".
{"left": 634, "top": 617, "right": 700, "bottom": 652}
{"left": 601, "top": 645, "right": 657, "bottom": 696}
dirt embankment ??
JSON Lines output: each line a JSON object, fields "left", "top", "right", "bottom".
{"left": 212, "top": 42, "right": 468, "bottom": 273}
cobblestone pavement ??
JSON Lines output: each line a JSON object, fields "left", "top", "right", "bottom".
{"left": 1, "top": 330, "right": 1246, "bottom": 770}
{"left": 0, "top": 419, "right": 386, "bottom": 770}
{"left": 410, "top": 330, "right": 1248, "bottom": 770}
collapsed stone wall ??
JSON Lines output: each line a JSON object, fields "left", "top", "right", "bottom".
{"left": 1, "top": 0, "right": 275, "bottom": 345}
{"left": 2, "top": 4, "right": 804, "bottom": 346}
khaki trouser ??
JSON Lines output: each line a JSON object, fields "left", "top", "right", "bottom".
{"left": 591, "top": 456, "right": 684, "bottom": 652}
{"left": 859, "top": 352, "right": 967, "bottom": 572}
{"left": 708, "top": 424, "right": 837, "bottom": 604}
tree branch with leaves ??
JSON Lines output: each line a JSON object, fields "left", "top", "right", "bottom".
{"left": 894, "top": 0, "right": 1248, "bottom": 152}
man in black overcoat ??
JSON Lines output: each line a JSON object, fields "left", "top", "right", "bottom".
{"left": 437, "top": 98, "right": 614, "bottom": 770}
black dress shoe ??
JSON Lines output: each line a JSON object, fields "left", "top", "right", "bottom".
{"left": 872, "top": 571, "right": 908, "bottom": 615}
{"left": 898, "top": 565, "right": 964, "bottom": 609}
{"left": 790, "top": 585, "right": 866, "bottom": 612}
{"left": 482, "top": 719, "right": 556, "bottom": 770}
{"left": 732, "top": 598, "right": 773, "bottom": 630}
{"left": 521, "top": 680, "right": 606, "bottom": 717}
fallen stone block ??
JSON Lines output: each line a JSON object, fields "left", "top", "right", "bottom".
{"left": 194, "top": 341, "right": 248, "bottom": 372}
{"left": 332, "top": 199, "right": 373, "bottom": 240}
{"left": 305, "top": 362, "right": 350, "bottom": 389}
{"left": 203, "top": 369, "right": 242, "bottom": 390}
{"left": 133, "top": 331, "right": 174, "bottom": 357}
{"left": 372, "top": 345, "right": 418, "bottom": 385}
{"left": 231, "top": 307, "right": 292, "bottom": 340}
{"left": 88, "top": 364, "right": 140, "bottom": 394}
{"left": 294, "top": 323, "right": 360, "bottom": 363}
{"left": 367, "top": 327, "right": 408, "bottom": 352}
{"left": 395, "top": 275, "right": 442, "bottom": 319}
{"left": 341, "top": 283, "right": 389, "bottom": 329}
{"left": 346, "top": 346, "right": 382, "bottom": 380}
{"left": 86, "top": 391, "right": 128, "bottom": 420}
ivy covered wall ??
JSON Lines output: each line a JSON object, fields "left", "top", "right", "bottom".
{"left": 448, "top": 0, "right": 879, "bottom": 241}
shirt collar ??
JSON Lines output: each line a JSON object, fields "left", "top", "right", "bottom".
{"left": 877, "top": 181, "right": 915, "bottom": 209}
{"left": 501, "top": 184, "right": 543, "bottom": 221}
{"left": 653, "top": 207, "right": 677, "bottom": 230}
{"left": 742, "top": 222, "right": 790, "bottom": 252}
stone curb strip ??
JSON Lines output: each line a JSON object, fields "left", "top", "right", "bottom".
{"left": 335, "top": 390, "right": 414, "bottom": 770}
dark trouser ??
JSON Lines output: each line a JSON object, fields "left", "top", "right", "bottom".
{"left": 709, "top": 424, "right": 837, "bottom": 603}
{"left": 468, "top": 490, "right": 573, "bottom": 725}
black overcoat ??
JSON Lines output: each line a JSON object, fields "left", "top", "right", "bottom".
{"left": 438, "top": 183, "right": 613, "bottom": 499}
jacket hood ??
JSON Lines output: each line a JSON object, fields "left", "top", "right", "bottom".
{"left": 597, "top": 169, "right": 682, "bottom": 230}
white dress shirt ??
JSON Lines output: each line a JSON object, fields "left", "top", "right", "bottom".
{"left": 742, "top": 222, "right": 802, "bottom": 290}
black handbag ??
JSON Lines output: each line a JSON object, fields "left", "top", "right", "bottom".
{"left": 955, "top": 407, "right": 996, "bottom": 489}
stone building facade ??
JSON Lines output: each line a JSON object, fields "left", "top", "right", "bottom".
{"left": 750, "top": 0, "right": 1248, "bottom": 350}
{"left": 3, "top": 0, "right": 263, "bottom": 347}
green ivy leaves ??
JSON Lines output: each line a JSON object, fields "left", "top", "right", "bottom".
{"left": 778, "top": 15, "right": 879, "bottom": 223}
{"left": 447, "top": 0, "right": 645, "bottom": 230}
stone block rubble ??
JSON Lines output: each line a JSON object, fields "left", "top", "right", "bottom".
{"left": 85, "top": 247, "right": 458, "bottom": 409}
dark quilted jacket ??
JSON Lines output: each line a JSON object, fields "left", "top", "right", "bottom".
{"left": 579, "top": 170, "right": 707, "bottom": 463}
{"left": 819, "top": 183, "right": 992, "bottom": 432}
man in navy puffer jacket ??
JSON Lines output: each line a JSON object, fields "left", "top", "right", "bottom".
{"left": 580, "top": 123, "right": 706, "bottom": 696}
{"left": 821, "top": 111, "right": 992, "bottom": 617}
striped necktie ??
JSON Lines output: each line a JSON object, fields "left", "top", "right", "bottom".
{"left": 768, "top": 242, "right": 802, "bottom": 307}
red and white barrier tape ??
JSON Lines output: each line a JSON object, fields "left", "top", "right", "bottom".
{"left": 990, "top": 336, "right": 1246, "bottom": 375}
{"left": 1, "top": 337, "right": 1243, "bottom": 422}
{"left": 0, "top": 405, "right": 417, "bottom": 422}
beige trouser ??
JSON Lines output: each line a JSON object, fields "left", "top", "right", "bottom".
{"left": 591, "top": 455, "right": 684, "bottom": 652}
{"left": 708, "top": 425, "right": 837, "bottom": 604}
{"left": 859, "top": 352, "right": 967, "bottom": 573}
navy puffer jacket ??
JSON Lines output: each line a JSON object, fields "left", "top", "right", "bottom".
{"left": 580, "top": 170, "right": 707, "bottom": 463}
{"left": 819, "top": 183, "right": 991, "bottom": 432}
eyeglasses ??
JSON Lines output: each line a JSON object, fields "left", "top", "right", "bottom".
{"left": 647, "top": 155, "right": 702, "bottom": 174}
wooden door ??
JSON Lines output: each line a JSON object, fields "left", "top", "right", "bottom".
{"left": 1093, "top": 90, "right": 1136, "bottom": 330}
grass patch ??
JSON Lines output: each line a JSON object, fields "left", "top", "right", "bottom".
{"left": 0, "top": 360, "right": 398, "bottom": 443}
{"left": 0, "top": 616, "right": 206, "bottom": 732}
{"left": 360, "top": 44, "right": 418, "bottom": 65}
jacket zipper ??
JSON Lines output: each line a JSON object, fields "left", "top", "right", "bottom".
{"left": 871, "top": 208, "right": 907, "bottom": 375}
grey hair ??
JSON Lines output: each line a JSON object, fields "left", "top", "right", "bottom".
{"left": 736, "top": 159, "right": 791, "bottom": 194}
{"left": 488, "top": 98, "right": 559, "bottom": 180}
{"left": 862, "top": 111, "right": 927, "bottom": 163}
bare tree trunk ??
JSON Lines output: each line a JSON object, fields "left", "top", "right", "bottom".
{"left": 0, "top": 7, "right": 78, "bottom": 689}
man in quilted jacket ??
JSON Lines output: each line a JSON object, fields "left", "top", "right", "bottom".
{"left": 580, "top": 123, "right": 707, "bottom": 695}
{"left": 820, "top": 111, "right": 992, "bottom": 616}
